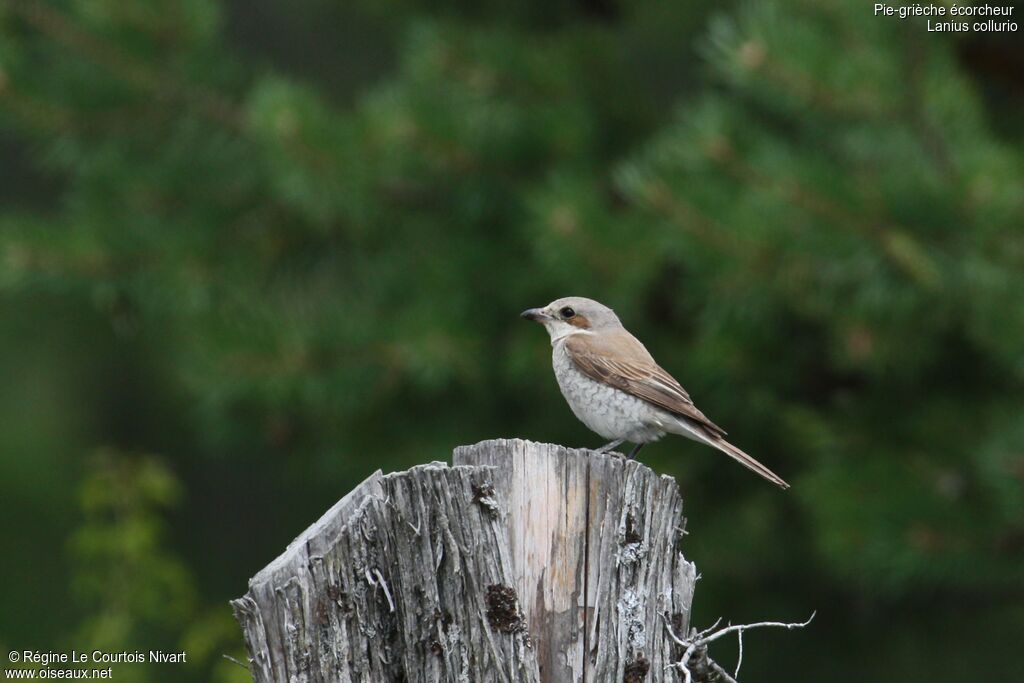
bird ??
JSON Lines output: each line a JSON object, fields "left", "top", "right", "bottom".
{"left": 521, "top": 296, "right": 789, "bottom": 489}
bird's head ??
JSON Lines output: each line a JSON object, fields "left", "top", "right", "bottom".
{"left": 521, "top": 296, "right": 622, "bottom": 342}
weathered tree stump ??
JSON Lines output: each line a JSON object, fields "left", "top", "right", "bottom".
{"left": 232, "top": 439, "right": 697, "bottom": 682}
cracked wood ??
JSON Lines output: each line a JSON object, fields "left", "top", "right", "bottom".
{"left": 234, "top": 439, "right": 696, "bottom": 682}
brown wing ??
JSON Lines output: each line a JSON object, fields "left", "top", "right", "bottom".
{"left": 565, "top": 331, "right": 727, "bottom": 438}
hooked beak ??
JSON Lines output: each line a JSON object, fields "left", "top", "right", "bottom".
{"left": 520, "top": 308, "right": 550, "bottom": 323}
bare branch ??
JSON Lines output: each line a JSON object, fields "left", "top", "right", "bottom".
{"left": 695, "top": 616, "right": 723, "bottom": 639}
{"left": 698, "top": 611, "right": 816, "bottom": 647}
{"left": 221, "top": 654, "right": 250, "bottom": 671}
{"left": 667, "top": 612, "right": 815, "bottom": 682}
{"left": 734, "top": 628, "right": 744, "bottom": 679}
{"left": 711, "top": 659, "right": 740, "bottom": 683}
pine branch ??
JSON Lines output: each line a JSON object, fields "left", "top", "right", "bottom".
{"left": 3, "top": 0, "right": 241, "bottom": 127}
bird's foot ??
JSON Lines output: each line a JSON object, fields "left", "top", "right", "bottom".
{"left": 595, "top": 439, "right": 624, "bottom": 454}
{"left": 626, "top": 443, "right": 645, "bottom": 460}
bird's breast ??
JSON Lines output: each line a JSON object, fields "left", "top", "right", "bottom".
{"left": 550, "top": 342, "right": 665, "bottom": 443}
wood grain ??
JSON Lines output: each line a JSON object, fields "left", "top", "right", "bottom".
{"left": 455, "top": 440, "right": 695, "bottom": 682}
{"left": 234, "top": 440, "right": 696, "bottom": 682}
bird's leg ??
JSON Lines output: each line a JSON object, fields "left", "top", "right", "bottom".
{"left": 626, "top": 443, "right": 645, "bottom": 460}
{"left": 595, "top": 439, "right": 624, "bottom": 454}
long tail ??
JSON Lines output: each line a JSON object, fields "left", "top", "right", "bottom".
{"left": 668, "top": 417, "right": 790, "bottom": 489}
{"left": 710, "top": 437, "right": 790, "bottom": 489}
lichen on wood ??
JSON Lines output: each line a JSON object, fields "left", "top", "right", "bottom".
{"left": 232, "top": 461, "right": 539, "bottom": 682}
{"left": 234, "top": 439, "right": 698, "bottom": 682}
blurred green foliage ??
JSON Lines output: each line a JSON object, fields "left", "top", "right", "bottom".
{"left": 1, "top": 0, "right": 1022, "bottom": 681}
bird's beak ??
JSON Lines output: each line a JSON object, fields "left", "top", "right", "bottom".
{"left": 520, "top": 308, "right": 550, "bottom": 323}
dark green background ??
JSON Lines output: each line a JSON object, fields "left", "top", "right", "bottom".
{"left": 1, "top": 1, "right": 1022, "bottom": 681}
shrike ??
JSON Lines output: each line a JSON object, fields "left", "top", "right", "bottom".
{"left": 522, "top": 296, "right": 789, "bottom": 488}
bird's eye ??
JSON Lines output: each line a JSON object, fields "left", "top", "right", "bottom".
{"left": 560, "top": 307, "right": 576, "bottom": 319}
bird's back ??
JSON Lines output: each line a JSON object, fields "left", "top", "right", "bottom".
{"left": 562, "top": 328, "right": 726, "bottom": 438}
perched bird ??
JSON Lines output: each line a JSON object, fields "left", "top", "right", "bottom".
{"left": 521, "top": 296, "right": 789, "bottom": 489}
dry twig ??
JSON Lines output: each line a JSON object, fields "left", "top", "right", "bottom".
{"left": 665, "top": 611, "right": 815, "bottom": 682}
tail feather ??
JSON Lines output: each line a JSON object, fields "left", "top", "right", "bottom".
{"left": 711, "top": 437, "right": 790, "bottom": 489}
{"left": 666, "top": 416, "right": 790, "bottom": 489}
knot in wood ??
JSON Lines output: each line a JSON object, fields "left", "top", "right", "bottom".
{"left": 623, "top": 656, "right": 650, "bottom": 683}
{"left": 471, "top": 481, "right": 500, "bottom": 517}
{"left": 485, "top": 584, "right": 525, "bottom": 633}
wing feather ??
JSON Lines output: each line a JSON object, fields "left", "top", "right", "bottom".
{"left": 565, "top": 332, "right": 727, "bottom": 438}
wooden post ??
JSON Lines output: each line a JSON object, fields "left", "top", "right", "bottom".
{"left": 232, "top": 439, "right": 697, "bottom": 682}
